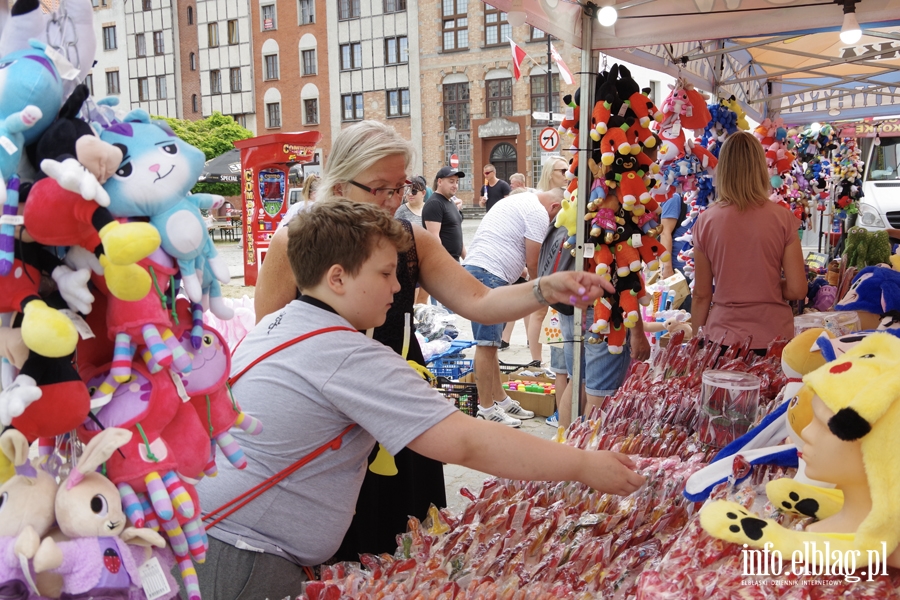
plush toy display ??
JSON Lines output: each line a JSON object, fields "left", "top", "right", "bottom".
{"left": 700, "top": 333, "right": 900, "bottom": 570}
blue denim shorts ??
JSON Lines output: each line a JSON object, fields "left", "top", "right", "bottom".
{"left": 463, "top": 265, "right": 509, "bottom": 346}
{"left": 559, "top": 308, "right": 631, "bottom": 396}
{"left": 549, "top": 345, "right": 566, "bottom": 374}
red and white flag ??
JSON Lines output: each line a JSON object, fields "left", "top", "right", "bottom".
{"left": 509, "top": 38, "right": 527, "bottom": 80}
{"left": 550, "top": 43, "right": 575, "bottom": 85}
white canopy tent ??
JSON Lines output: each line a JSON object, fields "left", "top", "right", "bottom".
{"left": 492, "top": 0, "right": 900, "bottom": 124}
{"left": 486, "top": 0, "right": 900, "bottom": 419}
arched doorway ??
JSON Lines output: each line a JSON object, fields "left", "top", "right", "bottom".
{"left": 490, "top": 143, "right": 518, "bottom": 183}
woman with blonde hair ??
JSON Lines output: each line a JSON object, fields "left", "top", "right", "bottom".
{"left": 537, "top": 155, "right": 569, "bottom": 192}
{"left": 691, "top": 130, "right": 807, "bottom": 351}
{"left": 251, "top": 120, "right": 614, "bottom": 563}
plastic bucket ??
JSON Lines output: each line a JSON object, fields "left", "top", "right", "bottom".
{"left": 697, "top": 370, "right": 761, "bottom": 447}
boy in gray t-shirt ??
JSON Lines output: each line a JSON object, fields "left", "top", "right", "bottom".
{"left": 197, "top": 199, "right": 645, "bottom": 599}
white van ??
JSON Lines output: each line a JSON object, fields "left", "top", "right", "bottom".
{"left": 857, "top": 136, "right": 900, "bottom": 241}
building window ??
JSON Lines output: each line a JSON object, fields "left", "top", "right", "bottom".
{"left": 264, "top": 54, "right": 279, "bottom": 80}
{"left": 135, "top": 33, "right": 146, "bottom": 57}
{"left": 233, "top": 114, "right": 247, "bottom": 127}
{"left": 299, "top": 0, "right": 314, "bottom": 24}
{"left": 384, "top": 36, "right": 408, "bottom": 65}
{"left": 338, "top": 0, "right": 360, "bottom": 20}
{"left": 210, "top": 69, "right": 222, "bottom": 94}
{"left": 262, "top": 4, "right": 276, "bottom": 30}
{"left": 266, "top": 102, "right": 281, "bottom": 128}
{"left": 228, "top": 20, "right": 239, "bottom": 44}
{"left": 530, "top": 72, "right": 560, "bottom": 124}
{"left": 208, "top": 23, "right": 219, "bottom": 47}
{"left": 153, "top": 31, "right": 164, "bottom": 54}
{"left": 384, "top": 0, "right": 406, "bottom": 12}
{"left": 189, "top": 52, "right": 196, "bottom": 70}
{"left": 386, "top": 88, "right": 410, "bottom": 117}
{"left": 484, "top": 6, "right": 510, "bottom": 46}
{"left": 230, "top": 67, "right": 241, "bottom": 92}
{"left": 341, "top": 93, "right": 363, "bottom": 121}
{"left": 102, "top": 26, "right": 116, "bottom": 50}
{"left": 106, "top": 70, "right": 120, "bottom": 95}
{"left": 339, "top": 43, "right": 361, "bottom": 71}
{"left": 187, "top": 6, "right": 193, "bottom": 24}
{"left": 137, "top": 77, "right": 150, "bottom": 101}
{"left": 530, "top": 26, "right": 545, "bottom": 40}
{"left": 302, "top": 49, "right": 316, "bottom": 75}
{"left": 443, "top": 81, "right": 469, "bottom": 131}
{"left": 142, "top": 0, "right": 151, "bottom": 10}
{"left": 486, "top": 78, "right": 512, "bottom": 118}
{"left": 304, "top": 98, "right": 318, "bottom": 124}
{"left": 84, "top": 74, "right": 93, "bottom": 96}
{"left": 442, "top": 0, "right": 468, "bottom": 51}
{"left": 156, "top": 75, "right": 167, "bottom": 99}
{"left": 192, "top": 94, "right": 198, "bottom": 113}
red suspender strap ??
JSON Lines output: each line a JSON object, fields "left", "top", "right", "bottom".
{"left": 205, "top": 325, "right": 358, "bottom": 531}
{"left": 227, "top": 325, "right": 356, "bottom": 387}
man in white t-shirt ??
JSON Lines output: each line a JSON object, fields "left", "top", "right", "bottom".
{"left": 462, "top": 189, "right": 562, "bottom": 426}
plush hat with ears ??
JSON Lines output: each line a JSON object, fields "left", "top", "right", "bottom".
{"left": 804, "top": 333, "right": 900, "bottom": 553}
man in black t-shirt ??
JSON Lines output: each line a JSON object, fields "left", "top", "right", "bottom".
{"left": 479, "top": 164, "right": 511, "bottom": 212}
{"left": 423, "top": 166, "right": 466, "bottom": 261}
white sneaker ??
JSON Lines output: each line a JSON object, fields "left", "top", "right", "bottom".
{"left": 476, "top": 404, "right": 521, "bottom": 427}
{"left": 497, "top": 398, "right": 535, "bottom": 420}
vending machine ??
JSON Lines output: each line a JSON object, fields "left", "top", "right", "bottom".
{"left": 233, "top": 132, "right": 322, "bottom": 285}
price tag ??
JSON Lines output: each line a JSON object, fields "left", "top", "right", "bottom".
{"left": 583, "top": 244, "right": 595, "bottom": 259}
{"left": 631, "top": 233, "right": 643, "bottom": 248}
{"left": 43, "top": 45, "right": 81, "bottom": 80}
{"left": 169, "top": 370, "right": 191, "bottom": 402}
{"left": 0, "top": 136, "right": 17, "bottom": 155}
{"left": 565, "top": 106, "right": 574, "bottom": 121}
{"left": 0, "top": 215, "right": 24, "bottom": 226}
{"left": 139, "top": 556, "right": 172, "bottom": 600}
{"left": 59, "top": 310, "right": 95, "bottom": 339}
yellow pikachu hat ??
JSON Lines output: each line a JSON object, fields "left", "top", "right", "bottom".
{"left": 803, "top": 332, "right": 900, "bottom": 554}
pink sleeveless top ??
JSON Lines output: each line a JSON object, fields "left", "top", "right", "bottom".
{"left": 693, "top": 201, "right": 800, "bottom": 349}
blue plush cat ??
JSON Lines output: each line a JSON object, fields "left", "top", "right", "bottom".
{"left": 100, "top": 110, "right": 233, "bottom": 319}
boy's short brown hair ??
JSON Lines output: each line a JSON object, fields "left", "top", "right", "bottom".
{"left": 287, "top": 198, "right": 413, "bottom": 290}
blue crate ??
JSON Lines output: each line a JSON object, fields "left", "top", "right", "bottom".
{"left": 430, "top": 357, "right": 474, "bottom": 380}
{"left": 428, "top": 340, "right": 477, "bottom": 364}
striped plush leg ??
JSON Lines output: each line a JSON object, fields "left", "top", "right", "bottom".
{"left": 203, "top": 440, "right": 218, "bottom": 478}
{"left": 182, "top": 516, "right": 208, "bottom": 562}
{"left": 0, "top": 176, "right": 20, "bottom": 276}
{"left": 111, "top": 334, "right": 135, "bottom": 382}
{"left": 37, "top": 437, "right": 55, "bottom": 462}
{"left": 137, "top": 492, "right": 160, "bottom": 531}
{"left": 233, "top": 412, "right": 263, "bottom": 436}
{"left": 141, "top": 324, "right": 173, "bottom": 368}
{"left": 140, "top": 347, "right": 162, "bottom": 374}
{"left": 162, "top": 471, "right": 194, "bottom": 519}
{"left": 178, "top": 556, "right": 201, "bottom": 600}
{"left": 190, "top": 302, "right": 204, "bottom": 350}
{"left": 144, "top": 472, "right": 174, "bottom": 521}
{"left": 118, "top": 482, "right": 145, "bottom": 528}
{"left": 214, "top": 432, "right": 246, "bottom": 469}
{"left": 91, "top": 372, "right": 122, "bottom": 401}
{"left": 162, "top": 328, "right": 193, "bottom": 374}
{"left": 160, "top": 518, "right": 189, "bottom": 558}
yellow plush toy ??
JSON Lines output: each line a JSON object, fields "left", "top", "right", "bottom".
{"left": 700, "top": 333, "right": 900, "bottom": 568}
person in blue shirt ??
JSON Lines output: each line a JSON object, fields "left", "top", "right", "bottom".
{"left": 659, "top": 192, "right": 692, "bottom": 311}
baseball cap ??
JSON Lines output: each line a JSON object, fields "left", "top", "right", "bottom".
{"left": 436, "top": 166, "right": 465, "bottom": 180}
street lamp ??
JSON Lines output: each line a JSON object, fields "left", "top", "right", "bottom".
{"left": 447, "top": 124, "right": 457, "bottom": 163}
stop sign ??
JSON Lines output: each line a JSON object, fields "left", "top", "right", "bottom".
{"left": 449, "top": 154, "right": 459, "bottom": 169}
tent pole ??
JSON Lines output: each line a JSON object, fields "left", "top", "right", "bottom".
{"left": 570, "top": 6, "right": 596, "bottom": 425}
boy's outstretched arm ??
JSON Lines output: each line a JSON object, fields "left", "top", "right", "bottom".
{"left": 407, "top": 412, "right": 645, "bottom": 496}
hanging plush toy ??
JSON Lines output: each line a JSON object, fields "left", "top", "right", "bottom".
{"left": 32, "top": 428, "right": 180, "bottom": 599}
{"left": 98, "top": 110, "right": 234, "bottom": 319}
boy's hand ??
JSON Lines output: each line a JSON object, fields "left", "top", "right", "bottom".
{"left": 542, "top": 272, "right": 615, "bottom": 308}
{"left": 581, "top": 451, "right": 645, "bottom": 496}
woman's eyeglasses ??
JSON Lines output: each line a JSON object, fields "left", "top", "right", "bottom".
{"left": 348, "top": 180, "right": 411, "bottom": 200}
{"left": 554, "top": 168, "right": 568, "bottom": 174}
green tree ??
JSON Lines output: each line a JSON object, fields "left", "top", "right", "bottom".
{"left": 157, "top": 112, "right": 252, "bottom": 197}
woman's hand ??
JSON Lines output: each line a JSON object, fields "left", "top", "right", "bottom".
{"left": 541, "top": 272, "right": 615, "bottom": 308}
